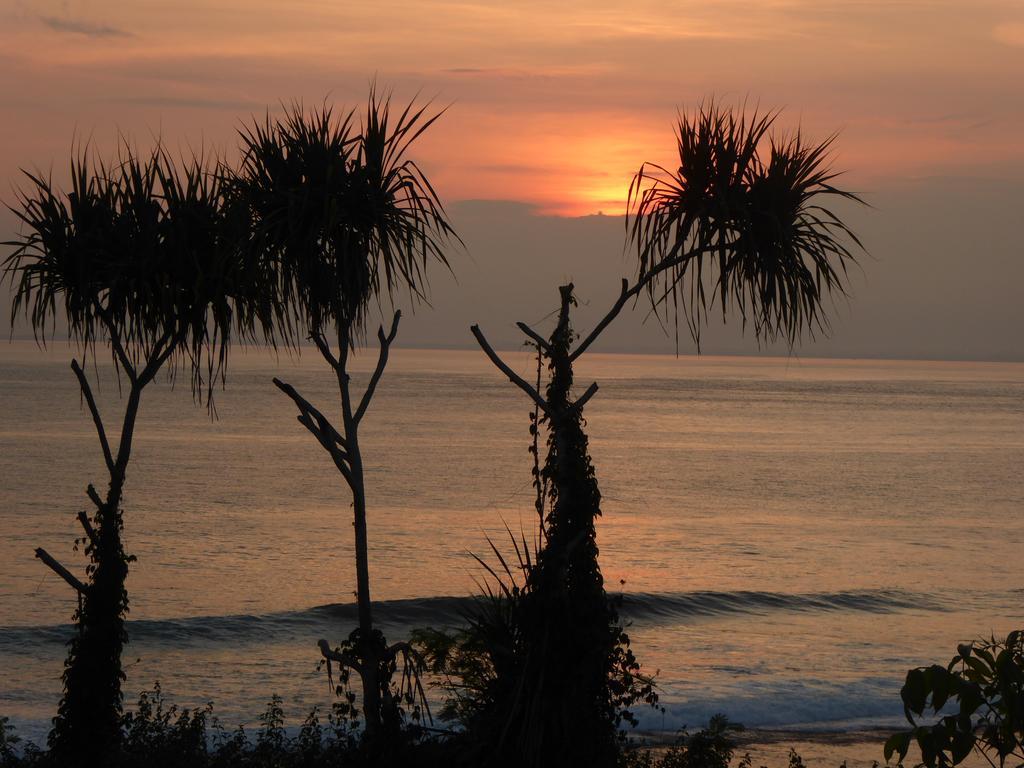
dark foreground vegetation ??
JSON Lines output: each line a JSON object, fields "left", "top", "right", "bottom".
{"left": 0, "top": 699, "right": 795, "bottom": 768}
{"left": 4, "top": 631, "right": 1024, "bottom": 768}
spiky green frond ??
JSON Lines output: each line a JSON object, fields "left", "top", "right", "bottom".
{"left": 627, "top": 101, "right": 863, "bottom": 348}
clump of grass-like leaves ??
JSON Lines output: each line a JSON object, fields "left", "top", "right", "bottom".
{"left": 4, "top": 144, "right": 260, "bottom": 402}
{"left": 627, "top": 101, "right": 863, "bottom": 349}
{"left": 232, "top": 87, "right": 457, "bottom": 347}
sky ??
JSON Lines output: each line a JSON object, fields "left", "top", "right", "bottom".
{"left": 1, "top": 0, "right": 1022, "bottom": 360}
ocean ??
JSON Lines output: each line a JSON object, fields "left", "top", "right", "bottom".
{"left": 1, "top": 343, "right": 1022, "bottom": 752}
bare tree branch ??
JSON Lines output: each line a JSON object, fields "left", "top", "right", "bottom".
{"left": 317, "top": 638, "right": 363, "bottom": 674}
{"left": 354, "top": 310, "right": 401, "bottom": 425}
{"left": 296, "top": 413, "right": 354, "bottom": 485}
{"left": 570, "top": 244, "right": 728, "bottom": 363}
{"left": 140, "top": 328, "right": 186, "bottom": 385}
{"left": 273, "top": 378, "right": 347, "bottom": 447}
{"left": 515, "top": 321, "right": 550, "bottom": 353}
{"left": 273, "top": 377, "right": 354, "bottom": 486}
{"left": 572, "top": 382, "right": 600, "bottom": 411}
{"left": 570, "top": 279, "right": 633, "bottom": 362}
{"left": 94, "top": 306, "right": 138, "bottom": 383}
{"left": 76, "top": 511, "right": 99, "bottom": 547}
{"left": 70, "top": 359, "right": 115, "bottom": 475}
{"left": 470, "top": 325, "right": 550, "bottom": 415}
{"left": 35, "top": 547, "right": 87, "bottom": 595}
{"left": 310, "top": 331, "right": 339, "bottom": 371}
{"left": 86, "top": 484, "right": 103, "bottom": 511}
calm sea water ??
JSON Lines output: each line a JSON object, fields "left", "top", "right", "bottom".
{"left": 1, "top": 343, "right": 1022, "bottom": 746}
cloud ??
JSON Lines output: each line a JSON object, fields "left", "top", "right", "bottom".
{"left": 104, "top": 95, "right": 265, "bottom": 111}
{"left": 40, "top": 15, "right": 131, "bottom": 38}
{"left": 474, "top": 163, "right": 612, "bottom": 178}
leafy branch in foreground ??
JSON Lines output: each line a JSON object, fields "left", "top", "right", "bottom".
{"left": 886, "top": 630, "right": 1024, "bottom": 768}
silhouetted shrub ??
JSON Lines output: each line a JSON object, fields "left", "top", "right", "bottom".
{"left": 0, "top": 685, "right": 456, "bottom": 767}
{"left": 886, "top": 630, "right": 1024, "bottom": 768}
{"left": 620, "top": 715, "right": 743, "bottom": 768}
{"left": 414, "top": 524, "right": 661, "bottom": 767}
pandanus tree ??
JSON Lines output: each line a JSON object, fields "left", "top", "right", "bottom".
{"left": 3, "top": 145, "right": 258, "bottom": 765}
{"left": 232, "top": 94, "right": 456, "bottom": 740}
{"left": 468, "top": 104, "right": 864, "bottom": 766}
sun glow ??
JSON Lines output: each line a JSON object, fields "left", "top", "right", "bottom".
{"left": 420, "top": 113, "right": 672, "bottom": 217}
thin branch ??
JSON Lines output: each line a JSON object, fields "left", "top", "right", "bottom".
{"left": 35, "top": 547, "right": 87, "bottom": 595}
{"left": 571, "top": 382, "right": 599, "bottom": 411}
{"left": 273, "top": 378, "right": 348, "bottom": 449}
{"left": 570, "top": 244, "right": 727, "bottom": 362}
{"left": 296, "top": 413, "right": 354, "bottom": 486}
{"left": 384, "top": 640, "right": 424, "bottom": 662}
{"left": 76, "top": 511, "right": 99, "bottom": 547}
{"left": 140, "top": 328, "right": 184, "bottom": 385}
{"left": 470, "top": 325, "right": 550, "bottom": 415}
{"left": 70, "top": 359, "right": 115, "bottom": 475}
{"left": 354, "top": 310, "right": 401, "bottom": 425}
{"left": 95, "top": 307, "right": 138, "bottom": 383}
{"left": 86, "top": 484, "right": 103, "bottom": 511}
{"left": 570, "top": 279, "right": 633, "bottom": 362}
{"left": 515, "top": 321, "right": 550, "bottom": 353}
{"left": 310, "top": 331, "right": 339, "bottom": 370}
{"left": 273, "top": 377, "right": 353, "bottom": 484}
{"left": 317, "top": 638, "right": 363, "bottom": 674}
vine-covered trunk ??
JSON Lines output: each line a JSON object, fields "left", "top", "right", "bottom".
{"left": 507, "top": 284, "right": 620, "bottom": 767}
{"left": 51, "top": 383, "right": 141, "bottom": 766}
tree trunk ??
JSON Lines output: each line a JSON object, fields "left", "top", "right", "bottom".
{"left": 336, "top": 331, "right": 383, "bottom": 740}
{"left": 505, "top": 283, "right": 619, "bottom": 767}
{"left": 51, "top": 382, "right": 142, "bottom": 766}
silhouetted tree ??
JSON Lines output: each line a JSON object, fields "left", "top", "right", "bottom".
{"left": 469, "top": 103, "right": 863, "bottom": 766}
{"left": 232, "top": 92, "right": 456, "bottom": 743}
{"left": 3, "top": 145, "right": 257, "bottom": 766}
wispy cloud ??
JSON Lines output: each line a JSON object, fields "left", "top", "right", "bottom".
{"left": 40, "top": 15, "right": 131, "bottom": 38}
{"left": 105, "top": 95, "right": 263, "bottom": 111}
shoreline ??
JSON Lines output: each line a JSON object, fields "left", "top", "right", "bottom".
{"left": 634, "top": 728, "right": 892, "bottom": 767}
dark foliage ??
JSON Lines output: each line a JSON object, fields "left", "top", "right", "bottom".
{"left": 886, "top": 631, "right": 1024, "bottom": 768}
{"left": 233, "top": 90, "right": 456, "bottom": 347}
{"left": 321, "top": 627, "right": 431, "bottom": 734}
{"left": 622, "top": 715, "right": 744, "bottom": 768}
{"left": 4, "top": 145, "right": 253, "bottom": 400}
{"left": 0, "top": 686, "right": 452, "bottom": 768}
{"left": 627, "top": 101, "right": 862, "bottom": 349}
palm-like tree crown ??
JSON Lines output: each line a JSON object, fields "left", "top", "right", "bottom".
{"left": 233, "top": 91, "right": 456, "bottom": 345}
{"left": 628, "top": 102, "right": 863, "bottom": 347}
{"left": 4, "top": 146, "right": 245, "bottom": 398}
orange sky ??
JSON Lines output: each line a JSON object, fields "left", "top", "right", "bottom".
{"left": 1, "top": 1, "right": 1023, "bottom": 215}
